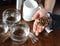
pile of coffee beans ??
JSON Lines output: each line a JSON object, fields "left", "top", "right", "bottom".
{"left": 38, "top": 16, "right": 50, "bottom": 26}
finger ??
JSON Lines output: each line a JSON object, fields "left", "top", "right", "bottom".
{"left": 44, "top": 24, "right": 48, "bottom": 27}
{"left": 32, "top": 10, "right": 40, "bottom": 20}
{"left": 33, "top": 19, "right": 39, "bottom": 32}
{"left": 33, "top": 21, "right": 37, "bottom": 32}
{"left": 35, "top": 20, "right": 40, "bottom": 36}
{"left": 37, "top": 25, "right": 45, "bottom": 33}
{"left": 41, "top": 26, "right": 45, "bottom": 32}
{"left": 39, "top": 26, "right": 42, "bottom": 33}
{"left": 35, "top": 30, "right": 39, "bottom": 36}
{"left": 37, "top": 25, "right": 42, "bottom": 33}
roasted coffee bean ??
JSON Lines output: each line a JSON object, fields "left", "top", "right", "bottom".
{"left": 38, "top": 16, "right": 50, "bottom": 26}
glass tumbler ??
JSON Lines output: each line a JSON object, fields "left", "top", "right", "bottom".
{"left": 10, "top": 22, "right": 38, "bottom": 44}
{"left": 10, "top": 23, "right": 30, "bottom": 44}
{"left": 0, "top": 19, "right": 8, "bottom": 37}
{"left": 2, "top": 8, "right": 21, "bottom": 27}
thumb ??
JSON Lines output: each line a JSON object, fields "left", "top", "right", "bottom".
{"left": 32, "top": 11, "right": 40, "bottom": 20}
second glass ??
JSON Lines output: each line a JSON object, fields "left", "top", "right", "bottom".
{"left": 10, "top": 23, "right": 30, "bottom": 44}
{"left": 10, "top": 22, "right": 38, "bottom": 44}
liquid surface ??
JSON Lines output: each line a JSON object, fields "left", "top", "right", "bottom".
{"left": 7, "top": 16, "right": 16, "bottom": 22}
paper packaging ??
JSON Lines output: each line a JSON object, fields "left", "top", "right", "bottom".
{"left": 45, "top": 13, "right": 53, "bottom": 33}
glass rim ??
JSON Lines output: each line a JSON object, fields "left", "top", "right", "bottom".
{"left": 2, "top": 8, "right": 21, "bottom": 16}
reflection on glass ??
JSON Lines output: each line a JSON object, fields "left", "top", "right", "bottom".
{"left": 2, "top": 8, "right": 21, "bottom": 27}
{"left": 10, "top": 22, "right": 38, "bottom": 44}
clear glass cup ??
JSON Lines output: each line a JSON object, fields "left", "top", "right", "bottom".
{"left": 10, "top": 22, "right": 38, "bottom": 44}
{"left": 2, "top": 8, "right": 21, "bottom": 27}
{"left": 0, "top": 19, "right": 8, "bottom": 37}
{"left": 10, "top": 23, "right": 30, "bottom": 44}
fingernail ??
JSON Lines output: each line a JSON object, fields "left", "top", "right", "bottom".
{"left": 35, "top": 32, "right": 38, "bottom": 36}
{"left": 39, "top": 29, "right": 41, "bottom": 32}
{"left": 42, "top": 26, "right": 45, "bottom": 29}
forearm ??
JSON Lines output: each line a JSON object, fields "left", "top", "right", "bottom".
{"left": 44, "top": 0, "right": 56, "bottom": 13}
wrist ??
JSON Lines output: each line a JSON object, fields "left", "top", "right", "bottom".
{"left": 43, "top": 8, "right": 52, "bottom": 16}
{"left": 44, "top": 7, "right": 53, "bottom": 13}
{"left": 42, "top": 8, "right": 48, "bottom": 15}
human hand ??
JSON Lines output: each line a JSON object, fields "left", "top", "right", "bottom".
{"left": 32, "top": 8, "right": 48, "bottom": 36}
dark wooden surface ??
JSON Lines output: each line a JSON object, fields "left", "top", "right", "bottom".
{"left": 0, "top": 5, "right": 60, "bottom": 46}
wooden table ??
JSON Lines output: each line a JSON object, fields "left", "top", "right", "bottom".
{"left": 0, "top": 5, "right": 60, "bottom": 46}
